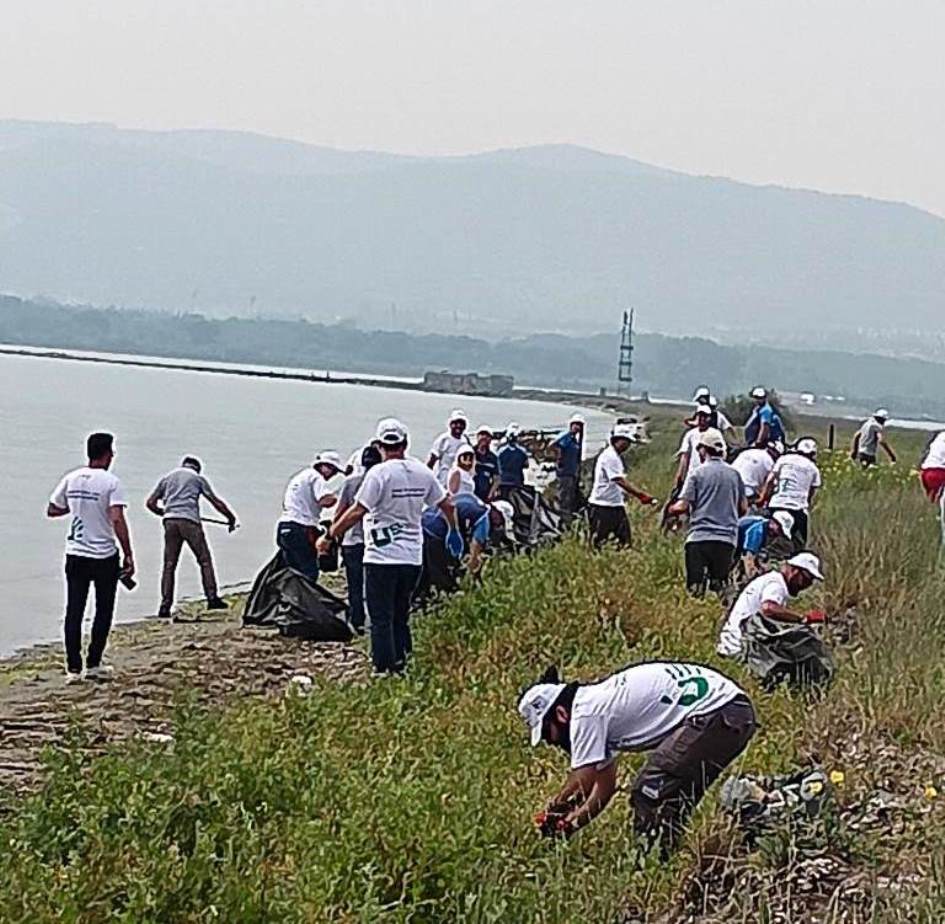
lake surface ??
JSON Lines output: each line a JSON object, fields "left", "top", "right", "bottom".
{"left": 0, "top": 352, "right": 612, "bottom": 656}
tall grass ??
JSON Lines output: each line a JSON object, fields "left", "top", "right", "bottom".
{"left": 0, "top": 424, "right": 943, "bottom": 921}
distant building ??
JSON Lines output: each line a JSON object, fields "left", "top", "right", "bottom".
{"left": 422, "top": 370, "right": 515, "bottom": 397}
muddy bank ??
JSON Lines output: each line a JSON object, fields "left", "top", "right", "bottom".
{"left": 0, "top": 595, "right": 368, "bottom": 796}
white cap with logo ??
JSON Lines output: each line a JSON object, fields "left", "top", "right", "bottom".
{"left": 786, "top": 552, "right": 824, "bottom": 581}
{"left": 694, "top": 404, "right": 713, "bottom": 417}
{"left": 874, "top": 408, "right": 890, "bottom": 420}
{"left": 376, "top": 417, "right": 409, "bottom": 446}
{"left": 796, "top": 437, "right": 818, "bottom": 457}
{"left": 313, "top": 450, "right": 344, "bottom": 472}
{"left": 518, "top": 682, "right": 566, "bottom": 746}
{"left": 611, "top": 423, "right": 636, "bottom": 441}
{"left": 751, "top": 386, "right": 767, "bottom": 399}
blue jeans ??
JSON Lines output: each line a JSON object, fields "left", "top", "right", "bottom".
{"left": 276, "top": 521, "right": 319, "bottom": 583}
{"left": 341, "top": 543, "right": 366, "bottom": 629}
{"left": 364, "top": 563, "right": 421, "bottom": 674}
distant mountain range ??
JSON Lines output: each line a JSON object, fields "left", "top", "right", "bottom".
{"left": 1, "top": 120, "right": 943, "bottom": 346}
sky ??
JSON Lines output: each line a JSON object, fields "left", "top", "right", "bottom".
{"left": 3, "top": 0, "right": 944, "bottom": 216}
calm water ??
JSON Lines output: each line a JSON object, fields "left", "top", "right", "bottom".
{"left": 0, "top": 352, "right": 611, "bottom": 656}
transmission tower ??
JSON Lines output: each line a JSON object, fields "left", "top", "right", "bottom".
{"left": 617, "top": 309, "right": 634, "bottom": 396}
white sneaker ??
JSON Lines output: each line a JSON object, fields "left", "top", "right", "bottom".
{"left": 84, "top": 665, "right": 114, "bottom": 681}
{"left": 64, "top": 671, "right": 83, "bottom": 685}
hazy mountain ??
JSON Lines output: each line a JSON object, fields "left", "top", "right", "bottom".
{"left": 1, "top": 120, "right": 943, "bottom": 344}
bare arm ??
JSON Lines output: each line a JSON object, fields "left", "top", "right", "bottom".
{"left": 757, "top": 471, "right": 777, "bottom": 507}
{"left": 145, "top": 491, "right": 163, "bottom": 517}
{"left": 755, "top": 421, "right": 770, "bottom": 448}
{"left": 850, "top": 433, "right": 861, "bottom": 459}
{"left": 46, "top": 503, "right": 69, "bottom": 518}
{"left": 614, "top": 476, "right": 653, "bottom": 504}
{"left": 673, "top": 453, "right": 690, "bottom": 488}
{"left": 327, "top": 502, "right": 367, "bottom": 543}
{"left": 881, "top": 437, "right": 897, "bottom": 462}
{"left": 556, "top": 762, "right": 619, "bottom": 834}
{"left": 109, "top": 506, "right": 134, "bottom": 575}
{"left": 427, "top": 453, "right": 438, "bottom": 470}
{"left": 436, "top": 495, "right": 458, "bottom": 531}
{"left": 668, "top": 497, "right": 689, "bottom": 516}
{"left": 447, "top": 469, "right": 461, "bottom": 495}
{"left": 209, "top": 495, "right": 237, "bottom": 528}
{"left": 738, "top": 494, "right": 749, "bottom": 517}
{"left": 467, "top": 538, "right": 486, "bottom": 576}
{"left": 760, "top": 599, "right": 807, "bottom": 624}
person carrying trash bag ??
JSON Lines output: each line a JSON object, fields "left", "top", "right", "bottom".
{"left": 717, "top": 553, "right": 831, "bottom": 689}
{"left": 321, "top": 418, "right": 458, "bottom": 676}
{"left": 518, "top": 661, "right": 756, "bottom": 858}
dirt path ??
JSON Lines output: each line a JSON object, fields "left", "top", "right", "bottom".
{"left": 0, "top": 596, "right": 368, "bottom": 795}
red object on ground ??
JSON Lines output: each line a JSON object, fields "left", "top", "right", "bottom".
{"left": 920, "top": 468, "right": 945, "bottom": 503}
{"left": 805, "top": 610, "right": 827, "bottom": 625}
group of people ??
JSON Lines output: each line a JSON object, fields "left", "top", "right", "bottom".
{"left": 47, "top": 388, "right": 942, "bottom": 860}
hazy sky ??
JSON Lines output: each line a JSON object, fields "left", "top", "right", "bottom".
{"left": 4, "top": 0, "right": 944, "bottom": 216}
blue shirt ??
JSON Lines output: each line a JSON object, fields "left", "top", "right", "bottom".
{"left": 473, "top": 448, "right": 499, "bottom": 500}
{"left": 422, "top": 493, "right": 490, "bottom": 547}
{"left": 737, "top": 515, "right": 769, "bottom": 555}
{"left": 745, "top": 403, "right": 785, "bottom": 445}
{"left": 498, "top": 444, "right": 529, "bottom": 487}
{"left": 554, "top": 432, "right": 582, "bottom": 477}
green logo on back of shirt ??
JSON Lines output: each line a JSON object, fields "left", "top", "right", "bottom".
{"left": 660, "top": 665, "right": 709, "bottom": 707}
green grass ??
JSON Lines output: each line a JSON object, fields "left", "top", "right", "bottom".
{"left": 1, "top": 418, "right": 944, "bottom": 921}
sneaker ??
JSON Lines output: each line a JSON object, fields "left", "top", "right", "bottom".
{"left": 85, "top": 665, "right": 114, "bottom": 681}
{"left": 64, "top": 671, "right": 83, "bottom": 685}
{"left": 206, "top": 597, "right": 229, "bottom": 611}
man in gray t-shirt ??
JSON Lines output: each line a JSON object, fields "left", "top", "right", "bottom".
{"left": 146, "top": 457, "right": 238, "bottom": 617}
{"left": 668, "top": 429, "right": 747, "bottom": 596}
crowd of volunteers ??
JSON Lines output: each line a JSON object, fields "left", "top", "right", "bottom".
{"left": 45, "top": 386, "right": 940, "bottom": 857}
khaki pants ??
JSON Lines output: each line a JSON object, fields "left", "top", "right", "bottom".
{"left": 162, "top": 518, "right": 218, "bottom": 608}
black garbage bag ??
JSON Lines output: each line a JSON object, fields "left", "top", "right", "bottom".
{"left": 242, "top": 551, "right": 352, "bottom": 642}
{"left": 505, "top": 485, "right": 563, "bottom": 548}
{"left": 741, "top": 614, "right": 834, "bottom": 692}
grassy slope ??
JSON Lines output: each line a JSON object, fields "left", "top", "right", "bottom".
{"left": 1, "top": 418, "right": 944, "bottom": 922}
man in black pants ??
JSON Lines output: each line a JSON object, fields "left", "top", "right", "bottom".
{"left": 321, "top": 418, "right": 458, "bottom": 676}
{"left": 668, "top": 428, "right": 746, "bottom": 596}
{"left": 519, "top": 661, "right": 756, "bottom": 857}
{"left": 47, "top": 432, "right": 135, "bottom": 682}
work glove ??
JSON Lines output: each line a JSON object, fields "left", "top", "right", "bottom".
{"left": 446, "top": 529, "right": 465, "bottom": 559}
{"left": 804, "top": 609, "right": 827, "bottom": 625}
{"left": 534, "top": 807, "right": 571, "bottom": 839}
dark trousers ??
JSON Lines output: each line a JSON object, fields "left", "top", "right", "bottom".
{"left": 364, "top": 563, "right": 421, "bottom": 674}
{"left": 161, "top": 518, "right": 218, "bottom": 608}
{"left": 588, "top": 504, "right": 632, "bottom": 549}
{"left": 64, "top": 553, "right": 120, "bottom": 673}
{"left": 631, "top": 696, "right": 756, "bottom": 856}
{"left": 769, "top": 507, "right": 809, "bottom": 550}
{"left": 341, "top": 544, "right": 366, "bottom": 629}
{"left": 557, "top": 474, "right": 578, "bottom": 527}
{"left": 418, "top": 533, "right": 458, "bottom": 598}
{"left": 276, "top": 521, "right": 319, "bottom": 583}
{"left": 684, "top": 541, "right": 735, "bottom": 596}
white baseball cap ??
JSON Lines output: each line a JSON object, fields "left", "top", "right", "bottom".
{"left": 693, "top": 386, "right": 711, "bottom": 401}
{"left": 457, "top": 444, "right": 475, "bottom": 458}
{"left": 475, "top": 424, "right": 493, "bottom": 436}
{"left": 449, "top": 409, "right": 468, "bottom": 425}
{"left": 569, "top": 413, "right": 586, "bottom": 426}
{"left": 874, "top": 408, "right": 890, "bottom": 420}
{"left": 767, "top": 440, "right": 785, "bottom": 456}
{"left": 313, "top": 450, "right": 343, "bottom": 472}
{"left": 694, "top": 404, "right": 713, "bottom": 417}
{"left": 786, "top": 552, "right": 824, "bottom": 581}
{"left": 376, "top": 417, "right": 409, "bottom": 445}
{"left": 796, "top": 437, "right": 818, "bottom": 457}
{"left": 771, "top": 510, "right": 794, "bottom": 539}
{"left": 697, "top": 427, "right": 726, "bottom": 453}
{"left": 611, "top": 423, "right": 636, "bottom": 441}
{"left": 751, "top": 386, "right": 767, "bottom": 399}
{"left": 506, "top": 422, "right": 521, "bottom": 437}
{"left": 518, "top": 682, "right": 566, "bottom": 746}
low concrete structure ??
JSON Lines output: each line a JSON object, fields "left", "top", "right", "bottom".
{"left": 423, "top": 370, "right": 514, "bottom": 397}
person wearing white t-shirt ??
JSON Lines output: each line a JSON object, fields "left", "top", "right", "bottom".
{"left": 587, "top": 424, "right": 656, "bottom": 548}
{"left": 920, "top": 430, "right": 945, "bottom": 503}
{"left": 325, "top": 418, "right": 458, "bottom": 675}
{"left": 717, "top": 553, "right": 825, "bottom": 656}
{"left": 674, "top": 406, "right": 715, "bottom": 490}
{"left": 759, "top": 438, "right": 822, "bottom": 547}
{"left": 731, "top": 443, "right": 779, "bottom": 504}
{"left": 276, "top": 451, "right": 343, "bottom": 583}
{"left": 427, "top": 410, "right": 471, "bottom": 487}
{"left": 518, "top": 661, "right": 756, "bottom": 856}
{"left": 46, "top": 432, "right": 135, "bottom": 682}
{"left": 851, "top": 409, "right": 896, "bottom": 468}
{"left": 446, "top": 445, "right": 477, "bottom": 496}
